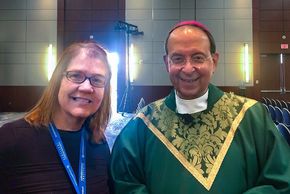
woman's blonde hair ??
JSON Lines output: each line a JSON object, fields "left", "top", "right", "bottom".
{"left": 25, "top": 41, "right": 112, "bottom": 143}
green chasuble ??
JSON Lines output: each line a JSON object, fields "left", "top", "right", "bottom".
{"left": 110, "top": 84, "right": 290, "bottom": 194}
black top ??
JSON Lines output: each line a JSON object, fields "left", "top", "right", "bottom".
{"left": 0, "top": 118, "right": 111, "bottom": 194}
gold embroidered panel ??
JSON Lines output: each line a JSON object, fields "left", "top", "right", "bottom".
{"left": 137, "top": 93, "right": 257, "bottom": 190}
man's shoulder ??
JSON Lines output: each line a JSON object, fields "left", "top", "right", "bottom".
{"left": 223, "top": 91, "right": 258, "bottom": 105}
{"left": 137, "top": 97, "right": 167, "bottom": 115}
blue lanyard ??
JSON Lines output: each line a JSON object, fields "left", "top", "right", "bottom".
{"left": 49, "top": 123, "right": 86, "bottom": 194}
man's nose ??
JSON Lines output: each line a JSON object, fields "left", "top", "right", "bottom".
{"left": 182, "top": 59, "right": 197, "bottom": 72}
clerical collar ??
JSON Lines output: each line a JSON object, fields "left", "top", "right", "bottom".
{"left": 175, "top": 89, "right": 208, "bottom": 114}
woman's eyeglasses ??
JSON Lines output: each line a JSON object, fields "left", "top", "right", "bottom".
{"left": 64, "top": 71, "right": 106, "bottom": 88}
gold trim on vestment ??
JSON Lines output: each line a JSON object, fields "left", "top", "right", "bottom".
{"left": 136, "top": 97, "right": 257, "bottom": 190}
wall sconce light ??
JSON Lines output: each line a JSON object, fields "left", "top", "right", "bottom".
{"left": 129, "top": 43, "right": 136, "bottom": 83}
{"left": 280, "top": 53, "right": 283, "bottom": 64}
{"left": 243, "top": 43, "right": 250, "bottom": 83}
{"left": 47, "top": 44, "right": 56, "bottom": 81}
{"left": 279, "top": 53, "right": 286, "bottom": 94}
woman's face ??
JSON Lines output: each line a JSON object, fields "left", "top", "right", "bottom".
{"left": 57, "top": 49, "right": 108, "bottom": 124}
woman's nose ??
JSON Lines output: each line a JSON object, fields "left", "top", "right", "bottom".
{"left": 78, "top": 79, "right": 94, "bottom": 92}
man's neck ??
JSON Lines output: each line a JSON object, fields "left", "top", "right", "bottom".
{"left": 175, "top": 90, "right": 208, "bottom": 114}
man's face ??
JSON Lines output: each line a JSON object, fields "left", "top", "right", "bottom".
{"left": 164, "top": 26, "right": 218, "bottom": 99}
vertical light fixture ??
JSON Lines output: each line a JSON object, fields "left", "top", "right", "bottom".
{"left": 47, "top": 44, "right": 56, "bottom": 81}
{"left": 279, "top": 53, "right": 286, "bottom": 94}
{"left": 243, "top": 43, "right": 250, "bottom": 83}
{"left": 107, "top": 52, "right": 119, "bottom": 115}
{"left": 129, "top": 43, "right": 136, "bottom": 83}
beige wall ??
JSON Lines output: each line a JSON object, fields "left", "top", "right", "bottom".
{"left": 126, "top": 0, "right": 253, "bottom": 87}
{"left": 0, "top": 0, "right": 57, "bottom": 86}
{"left": 0, "top": 0, "right": 253, "bottom": 87}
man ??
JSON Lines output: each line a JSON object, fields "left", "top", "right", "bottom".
{"left": 110, "top": 20, "right": 290, "bottom": 194}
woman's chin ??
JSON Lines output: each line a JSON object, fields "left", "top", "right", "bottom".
{"left": 71, "top": 111, "right": 92, "bottom": 120}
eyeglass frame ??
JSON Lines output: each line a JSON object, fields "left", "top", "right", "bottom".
{"left": 63, "top": 71, "right": 107, "bottom": 88}
{"left": 168, "top": 53, "right": 212, "bottom": 67}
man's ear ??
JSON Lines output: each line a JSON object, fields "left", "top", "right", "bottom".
{"left": 163, "top": 55, "right": 169, "bottom": 72}
{"left": 211, "top": 52, "right": 219, "bottom": 72}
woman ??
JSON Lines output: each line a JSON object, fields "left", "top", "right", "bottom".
{"left": 0, "top": 41, "right": 112, "bottom": 194}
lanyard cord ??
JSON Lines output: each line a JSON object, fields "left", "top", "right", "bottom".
{"left": 49, "top": 123, "right": 86, "bottom": 194}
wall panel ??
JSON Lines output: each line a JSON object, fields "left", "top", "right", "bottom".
{"left": 257, "top": 0, "right": 290, "bottom": 101}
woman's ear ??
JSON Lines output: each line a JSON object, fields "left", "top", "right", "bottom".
{"left": 163, "top": 55, "right": 169, "bottom": 72}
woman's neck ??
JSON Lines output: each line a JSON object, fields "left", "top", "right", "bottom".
{"left": 52, "top": 112, "right": 85, "bottom": 131}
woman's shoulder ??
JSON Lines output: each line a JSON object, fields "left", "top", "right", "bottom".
{"left": 0, "top": 118, "right": 30, "bottom": 130}
{"left": 0, "top": 118, "right": 30, "bottom": 150}
{"left": 0, "top": 118, "right": 46, "bottom": 137}
{"left": 0, "top": 118, "right": 49, "bottom": 152}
